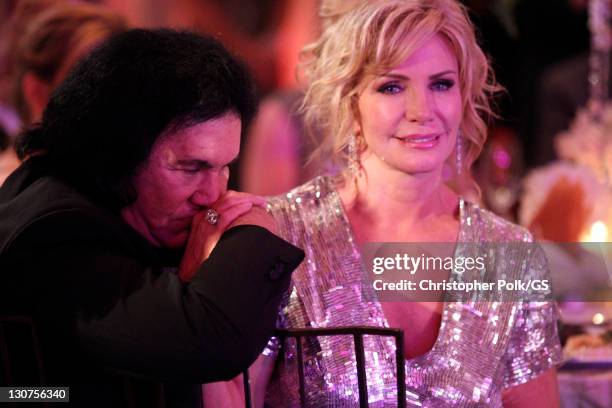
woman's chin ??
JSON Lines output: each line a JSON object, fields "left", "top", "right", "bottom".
{"left": 389, "top": 158, "right": 447, "bottom": 176}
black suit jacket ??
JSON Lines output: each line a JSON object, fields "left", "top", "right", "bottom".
{"left": 0, "top": 158, "right": 304, "bottom": 407}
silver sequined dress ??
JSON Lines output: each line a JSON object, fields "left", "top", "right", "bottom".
{"left": 265, "top": 176, "right": 562, "bottom": 407}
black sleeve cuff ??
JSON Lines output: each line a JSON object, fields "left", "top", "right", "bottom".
{"left": 214, "top": 225, "right": 304, "bottom": 280}
{"left": 186, "top": 224, "right": 304, "bottom": 377}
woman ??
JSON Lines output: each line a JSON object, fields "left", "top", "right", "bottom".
{"left": 206, "top": 1, "right": 562, "bottom": 406}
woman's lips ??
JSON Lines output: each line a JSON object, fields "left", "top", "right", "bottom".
{"left": 393, "top": 133, "right": 441, "bottom": 149}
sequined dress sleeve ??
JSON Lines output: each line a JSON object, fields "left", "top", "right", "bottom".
{"left": 502, "top": 244, "right": 562, "bottom": 387}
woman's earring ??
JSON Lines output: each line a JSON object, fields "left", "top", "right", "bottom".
{"left": 456, "top": 132, "right": 463, "bottom": 176}
{"left": 348, "top": 132, "right": 360, "bottom": 177}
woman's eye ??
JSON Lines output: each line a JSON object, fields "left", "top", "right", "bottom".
{"left": 431, "top": 79, "right": 454, "bottom": 91}
{"left": 377, "top": 82, "right": 403, "bottom": 94}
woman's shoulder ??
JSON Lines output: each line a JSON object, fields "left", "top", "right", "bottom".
{"left": 463, "top": 202, "right": 552, "bottom": 291}
{"left": 267, "top": 175, "right": 339, "bottom": 212}
{"left": 462, "top": 200, "right": 534, "bottom": 243}
{"left": 266, "top": 175, "right": 346, "bottom": 244}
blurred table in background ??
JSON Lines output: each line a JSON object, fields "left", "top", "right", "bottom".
{"left": 558, "top": 302, "right": 612, "bottom": 407}
{"left": 559, "top": 369, "right": 612, "bottom": 407}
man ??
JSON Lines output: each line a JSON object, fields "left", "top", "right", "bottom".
{"left": 0, "top": 29, "right": 304, "bottom": 407}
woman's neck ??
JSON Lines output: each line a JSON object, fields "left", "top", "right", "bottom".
{"left": 338, "top": 161, "right": 458, "bottom": 241}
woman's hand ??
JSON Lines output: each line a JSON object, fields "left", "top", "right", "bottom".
{"left": 178, "top": 191, "right": 268, "bottom": 281}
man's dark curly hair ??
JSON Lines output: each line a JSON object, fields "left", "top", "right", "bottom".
{"left": 17, "top": 28, "right": 257, "bottom": 210}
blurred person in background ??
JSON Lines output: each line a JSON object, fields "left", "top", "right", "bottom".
{"left": 0, "top": 119, "right": 19, "bottom": 185}
{"left": 6, "top": 0, "right": 127, "bottom": 124}
{"left": 0, "top": 0, "right": 126, "bottom": 184}
{"left": 240, "top": 0, "right": 342, "bottom": 196}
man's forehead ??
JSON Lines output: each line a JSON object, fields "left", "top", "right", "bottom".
{"left": 156, "top": 116, "right": 241, "bottom": 164}
{"left": 162, "top": 114, "right": 240, "bottom": 141}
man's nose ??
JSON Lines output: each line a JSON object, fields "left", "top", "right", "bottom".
{"left": 405, "top": 87, "right": 433, "bottom": 124}
{"left": 189, "top": 171, "right": 229, "bottom": 207}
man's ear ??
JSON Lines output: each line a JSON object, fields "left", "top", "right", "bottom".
{"left": 22, "top": 72, "right": 52, "bottom": 123}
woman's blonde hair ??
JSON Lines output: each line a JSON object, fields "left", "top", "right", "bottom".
{"left": 6, "top": 0, "right": 126, "bottom": 123}
{"left": 301, "top": 0, "right": 501, "bottom": 195}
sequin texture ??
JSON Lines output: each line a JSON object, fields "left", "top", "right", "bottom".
{"left": 265, "top": 176, "right": 562, "bottom": 407}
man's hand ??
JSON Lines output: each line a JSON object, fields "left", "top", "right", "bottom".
{"left": 178, "top": 191, "right": 277, "bottom": 281}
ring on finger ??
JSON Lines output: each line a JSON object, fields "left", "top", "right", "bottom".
{"left": 205, "top": 208, "right": 219, "bottom": 225}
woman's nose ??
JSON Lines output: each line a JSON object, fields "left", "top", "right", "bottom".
{"left": 405, "top": 87, "right": 433, "bottom": 124}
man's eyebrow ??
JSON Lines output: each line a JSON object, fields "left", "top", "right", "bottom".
{"left": 176, "top": 156, "right": 239, "bottom": 168}
{"left": 175, "top": 159, "right": 213, "bottom": 168}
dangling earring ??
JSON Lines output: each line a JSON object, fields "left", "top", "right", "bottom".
{"left": 456, "top": 132, "right": 463, "bottom": 176}
{"left": 348, "top": 132, "right": 360, "bottom": 177}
